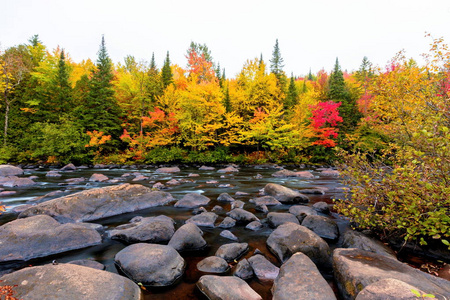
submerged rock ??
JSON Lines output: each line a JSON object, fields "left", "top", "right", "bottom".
{"left": 197, "top": 275, "right": 262, "bottom": 300}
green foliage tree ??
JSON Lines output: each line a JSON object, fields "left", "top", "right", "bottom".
{"left": 269, "top": 39, "right": 287, "bottom": 90}
{"left": 53, "top": 50, "right": 73, "bottom": 115}
{"left": 285, "top": 73, "right": 299, "bottom": 108}
{"left": 161, "top": 51, "right": 173, "bottom": 89}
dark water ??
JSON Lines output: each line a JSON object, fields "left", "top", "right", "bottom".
{"left": 0, "top": 165, "right": 349, "bottom": 299}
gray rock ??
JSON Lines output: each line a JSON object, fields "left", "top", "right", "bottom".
{"left": 320, "top": 169, "right": 340, "bottom": 177}
{"left": 65, "top": 177, "right": 85, "bottom": 185}
{"left": 46, "top": 171, "right": 62, "bottom": 177}
{"left": 272, "top": 169, "right": 314, "bottom": 179}
{"left": 333, "top": 248, "right": 450, "bottom": 300}
{"left": 110, "top": 215, "right": 175, "bottom": 244}
{"left": 197, "top": 256, "right": 230, "bottom": 273}
{"left": 255, "top": 203, "right": 268, "bottom": 213}
{"left": 174, "top": 193, "right": 210, "bottom": 208}
{"left": 246, "top": 221, "right": 263, "bottom": 231}
{"left": 19, "top": 184, "right": 174, "bottom": 222}
{"left": 152, "top": 182, "right": 165, "bottom": 189}
{"left": 233, "top": 258, "right": 254, "bottom": 280}
{"left": 166, "top": 179, "right": 180, "bottom": 186}
{"left": 217, "top": 192, "right": 235, "bottom": 202}
{"left": 220, "top": 230, "right": 238, "bottom": 241}
{"left": 0, "top": 264, "right": 141, "bottom": 300}
{"left": 342, "top": 230, "right": 397, "bottom": 259}
{"left": 0, "top": 176, "right": 36, "bottom": 187}
{"left": 235, "top": 191, "right": 249, "bottom": 196}
{"left": 0, "top": 215, "right": 101, "bottom": 262}
{"left": 266, "top": 222, "right": 332, "bottom": 268}
{"left": 217, "top": 166, "right": 239, "bottom": 173}
{"left": 218, "top": 217, "right": 236, "bottom": 228}
{"left": 299, "top": 186, "right": 328, "bottom": 194}
{"left": 250, "top": 195, "right": 281, "bottom": 206}
{"left": 263, "top": 183, "right": 309, "bottom": 204}
{"left": 227, "top": 208, "right": 259, "bottom": 224}
{"left": 168, "top": 223, "right": 207, "bottom": 252}
{"left": 0, "top": 165, "right": 23, "bottom": 177}
{"left": 60, "top": 163, "right": 77, "bottom": 171}
{"left": 248, "top": 254, "right": 279, "bottom": 281}
{"left": 0, "top": 191, "right": 16, "bottom": 197}
{"left": 355, "top": 278, "right": 426, "bottom": 300}
{"left": 188, "top": 173, "right": 200, "bottom": 177}
{"left": 199, "top": 165, "right": 215, "bottom": 170}
{"left": 88, "top": 173, "right": 108, "bottom": 182}
{"left": 272, "top": 252, "right": 336, "bottom": 300}
{"left": 186, "top": 212, "right": 218, "bottom": 228}
{"left": 211, "top": 205, "right": 224, "bottom": 213}
{"left": 312, "top": 201, "right": 330, "bottom": 214}
{"left": 267, "top": 212, "right": 299, "bottom": 228}
{"left": 115, "top": 243, "right": 185, "bottom": 287}
{"left": 197, "top": 275, "right": 262, "bottom": 300}
{"left": 67, "top": 259, "right": 105, "bottom": 270}
{"left": 131, "top": 175, "right": 148, "bottom": 181}
{"left": 215, "top": 243, "right": 249, "bottom": 262}
{"left": 155, "top": 166, "right": 180, "bottom": 173}
{"left": 192, "top": 206, "right": 207, "bottom": 215}
{"left": 301, "top": 215, "right": 339, "bottom": 242}
{"left": 231, "top": 200, "right": 245, "bottom": 209}
{"left": 288, "top": 205, "right": 318, "bottom": 222}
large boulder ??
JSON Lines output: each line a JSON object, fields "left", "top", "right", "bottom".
{"left": 267, "top": 212, "right": 299, "bottom": 228}
{"left": 0, "top": 165, "right": 23, "bottom": 177}
{"left": 227, "top": 208, "right": 259, "bottom": 224}
{"left": 168, "top": 223, "right": 207, "bottom": 252}
{"left": 301, "top": 215, "right": 339, "bottom": 242}
{"left": 109, "top": 215, "right": 175, "bottom": 244}
{"left": 272, "top": 252, "right": 336, "bottom": 300}
{"left": 88, "top": 173, "right": 109, "bottom": 182}
{"left": 0, "top": 264, "right": 141, "bottom": 300}
{"left": 333, "top": 248, "right": 450, "bottom": 300}
{"left": 186, "top": 212, "right": 218, "bottom": 228}
{"left": 155, "top": 166, "right": 180, "bottom": 173}
{"left": 355, "top": 278, "right": 427, "bottom": 300}
{"left": 215, "top": 243, "right": 249, "bottom": 262}
{"left": 197, "top": 256, "right": 230, "bottom": 274}
{"left": 174, "top": 193, "right": 210, "bottom": 208}
{"left": 19, "top": 184, "right": 174, "bottom": 222}
{"left": 266, "top": 222, "right": 332, "bottom": 268}
{"left": 248, "top": 254, "right": 279, "bottom": 281}
{"left": 115, "top": 243, "right": 185, "bottom": 287}
{"left": 342, "top": 230, "right": 397, "bottom": 259}
{"left": 197, "top": 275, "right": 262, "bottom": 300}
{"left": 0, "top": 215, "right": 101, "bottom": 262}
{"left": 263, "top": 183, "right": 309, "bottom": 204}
{"left": 0, "top": 176, "right": 36, "bottom": 187}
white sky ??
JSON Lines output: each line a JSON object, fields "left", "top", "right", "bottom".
{"left": 1, "top": 0, "right": 450, "bottom": 77}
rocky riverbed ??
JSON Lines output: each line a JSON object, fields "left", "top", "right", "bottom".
{"left": 0, "top": 163, "right": 449, "bottom": 300}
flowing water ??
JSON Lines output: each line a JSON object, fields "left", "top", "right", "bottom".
{"left": 0, "top": 165, "right": 349, "bottom": 299}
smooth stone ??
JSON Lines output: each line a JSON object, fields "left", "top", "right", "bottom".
{"left": 186, "top": 212, "right": 218, "bottom": 228}
{"left": 168, "top": 223, "right": 207, "bottom": 252}
{"left": 188, "top": 173, "right": 200, "bottom": 177}
{"left": 227, "top": 208, "right": 259, "bottom": 224}
{"left": 218, "top": 217, "right": 236, "bottom": 229}
{"left": 165, "top": 179, "right": 180, "bottom": 186}
{"left": 263, "top": 183, "right": 309, "bottom": 204}
{"left": 231, "top": 200, "right": 245, "bottom": 209}
{"left": 217, "top": 166, "right": 239, "bottom": 173}
{"left": 271, "top": 169, "right": 314, "bottom": 179}
{"left": 0, "top": 191, "right": 16, "bottom": 197}
{"left": 301, "top": 215, "right": 339, "bottom": 242}
{"left": 109, "top": 215, "right": 175, "bottom": 244}
{"left": 65, "top": 177, "right": 85, "bottom": 185}
{"left": 67, "top": 259, "right": 105, "bottom": 270}
{"left": 299, "top": 186, "right": 328, "bottom": 194}
{"left": 197, "top": 256, "right": 230, "bottom": 273}
{"left": 288, "top": 205, "right": 318, "bottom": 222}
{"left": 152, "top": 182, "right": 165, "bottom": 189}
{"left": 266, "top": 222, "right": 332, "bottom": 268}
{"left": 235, "top": 191, "right": 249, "bottom": 196}
{"left": 220, "top": 230, "right": 238, "bottom": 241}
{"left": 246, "top": 221, "right": 263, "bottom": 231}
{"left": 199, "top": 166, "right": 215, "bottom": 170}
{"left": 155, "top": 166, "right": 180, "bottom": 173}
{"left": 254, "top": 174, "right": 263, "bottom": 179}
{"left": 46, "top": 171, "right": 62, "bottom": 177}
{"left": 0, "top": 215, "right": 101, "bottom": 262}
{"left": 211, "top": 205, "right": 224, "bottom": 213}
{"left": 255, "top": 203, "right": 268, "bottom": 213}
{"left": 0, "top": 264, "right": 141, "bottom": 300}
{"left": 174, "top": 193, "right": 210, "bottom": 208}
{"left": 197, "top": 275, "right": 262, "bottom": 300}
{"left": 342, "top": 230, "right": 397, "bottom": 259}
{"left": 217, "top": 192, "right": 235, "bottom": 202}
{"left": 272, "top": 252, "right": 336, "bottom": 300}
{"left": 19, "top": 184, "right": 174, "bottom": 222}
{"left": 60, "top": 163, "right": 77, "bottom": 171}
{"left": 131, "top": 175, "right": 148, "bottom": 181}
{"left": 0, "top": 176, "right": 36, "bottom": 187}
{"left": 192, "top": 207, "right": 207, "bottom": 215}
{"left": 0, "top": 165, "right": 23, "bottom": 176}
{"left": 267, "top": 212, "right": 300, "bottom": 228}
{"left": 250, "top": 195, "right": 282, "bottom": 206}
{"left": 248, "top": 254, "right": 279, "bottom": 281}
{"left": 215, "top": 243, "right": 249, "bottom": 262}
{"left": 312, "top": 201, "right": 330, "bottom": 214}
{"left": 88, "top": 173, "right": 108, "bottom": 182}
{"left": 115, "top": 243, "right": 185, "bottom": 287}
{"left": 233, "top": 258, "right": 254, "bottom": 280}
{"left": 355, "top": 278, "right": 426, "bottom": 300}
{"left": 320, "top": 169, "right": 340, "bottom": 177}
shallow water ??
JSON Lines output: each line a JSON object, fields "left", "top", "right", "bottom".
{"left": 0, "top": 165, "right": 348, "bottom": 299}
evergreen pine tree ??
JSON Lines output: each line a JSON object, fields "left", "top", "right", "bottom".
{"left": 259, "top": 53, "right": 264, "bottom": 71}
{"left": 223, "top": 85, "right": 231, "bottom": 113}
{"left": 53, "top": 49, "right": 72, "bottom": 115}
{"left": 145, "top": 52, "right": 162, "bottom": 112}
{"left": 161, "top": 51, "right": 173, "bottom": 89}
{"left": 285, "top": 73, "right": 299, "bottom": 108}
{"left": 302, "top": 80, "right": 307, "bottom": 93}
{"left": 270, "top": 39, "right": 287, "bottom": 90}
{"left": 307, "top": 68, "right": 314, "bottom": 80}
{"left": 328, "top": 58, "right": 347, "bottom": 100}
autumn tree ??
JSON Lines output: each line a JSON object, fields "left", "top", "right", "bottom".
{"left": 186, "top": 42, "right": 215, "bottom": 83}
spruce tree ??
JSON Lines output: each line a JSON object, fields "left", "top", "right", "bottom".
{"left": 145, "top": 52, "right": 162, "bottom": 112}
{"left": 53, "top": 50, "right": 72, "bottom": 115}
{"left": 328, "top": 58, "right": 347, "bottom": 100}
{"left": 161, "top": 51, "right": 173, "bottom": 89}
{"left": 285, "top": 73, "right": 299, "bottom": 108}
{"left": 270, "top": 39, "right": 287, "bottom": 90}
{"left": 307, "top": 69, "right": 314, "bottom": 81}
{"left": 223, "top": 86, "right": 231, "bottom": 113}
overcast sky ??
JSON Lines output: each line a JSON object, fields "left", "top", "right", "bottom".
{"left": 2, "top": 0, "right": 450, "bottom": 77}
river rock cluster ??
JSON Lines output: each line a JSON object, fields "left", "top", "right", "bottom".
{"left": 0, "top": 163, "right": 449, "bottom": 300}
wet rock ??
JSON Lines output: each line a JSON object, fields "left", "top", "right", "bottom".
{"left": 60, "top": 163, "right": 77, "bottom": 171}
{"left": 46, "top": 171, "right": 62, "bottom": 177}
{"left": 192, "top": 207, "right": 207, "bottom": 215}
{"left": 110, "top": 215, "right": 175, "bottom": 244}
{"left": 342, "top": 230, "right": 397, "bottom": 259}
{"left": 217, "top": 166, "right": 239, "bottom": 173}
{"left": 166, "top": 179, "right": 180, "bottom": 186}
{"left": 215, "top": 243, "right": 249, "bottom": 262}
{"left": 0, "top": 165, "right": 23, "bottom": 176}
{"left": 254, "top": 173, "right": 263, "bottom": 179}
{"left": 19, "top": 184, "right": 174, "bottom": 222}
{"left": 231, "top": 200, "right": 245, "bottom": 209}
{"left": 0, "top": 191, "right": 16, "bottom": 197}
{"left": 218, "top": 217, "right": 236, "bottom": 229}
{"left": 168, "top": 223, "right": 207, "bottom": 252}
{"left": 88, "top": 173, "right": 108, "bottom": 182}
{"left": 217, "top": 192, "right": 235, "bottom": 202}
{"left": 267, "top": 212, "right": 299, "bottom": 228}
{"left": 220, "top": 230, "right": 238, "bottom": 241}
{"left": 312, "top": 201, "right": 330, "bottom": 214}
{"left": 320, "top": 169, "right": 340, "bottom": 177}
{"left": 272, "top": 252, "right": 336, "bottom": 300}
{"left": 248, "top": 254, "right": 279, "bottom": 281}
{"left": 0, "top": 215, "right": 102, "bottom": 262}
{"left": 218, "top": 183, "right": 232, "bottom": 188}
{"left": 263, "top": 183, "right": 309, "bottom": 204}
{"left": 299, "top": 186, "right": 328, "bottom": 194}
{"left": 266, "top": 222, "right": 332, "bottom": 268}
{"left": 301, "top": 215, "right": 339, "bottom": 242}
{"left": 115, "top": 243, "right": 185, "bottom": 287}
{"left": 0, "top": 264, "right": 141, "bottom": 300}
{"left": 65, "top": 177, "right": 85, "bottom": 185}
{"left": 199, "top": 165, "right": 215, "bottom": 171}
{"left": 211, "top": 205, "right": 224, "bottom": 213}
{"left": 227, "top": 208, "right": 259, "bottom": 224}
{"left": 197, "top": 256, "right": 230, "bottom": 273}
{"left": 333, "top": 248, "right": 450, "bottom": 300}
{"left": 174, "top": 193, "right": 210, "bottom": 208}
{"left": 67, "top": 259, "right": 105, "bottom": 270}
{"left": 152, "top": 182, "right": 165, "bottom": 189}
{"left": 188, "top": 173, "right": 200, "bottom": 177}
{"left": 93, "top": 164, "right": 107, "bottom": 169}
{"left": 255, "top": 203, "right": 268, "bottom": 213}
{"left": 206, "top": 180, "right": 219, "bottom": 184}
{"left": 272, "top": 169, "right": 314, "bottom": 179}
{"left": 250, "top": 195, "right": 281, "bottom": 206}
{"left": 197, "top": 275, "right": 262, "bottom": 300}
{"left": 31, "top": 190, "right": 65, "bottom": 203}
{"left": 0, "top": 176, "right": 36, "bottom": 187}
{"left": 246, "top": 221, "right": 263, "bottom": 231}
{"left": 355, "top": 278, "right": 425, "bottom": 300}
{"left": 132, "top": 174, "right": 148, "bottom": 181}
{"left": 235, "top": 191, "right": 249, "bottom": 196}
{"left": 186, "top": 212, "right": 218, "bottom": 228}
{"left": 288, "top": 205, "right": 318, "bottom": 222}
{"left": 155, "top": 166, "right": 180, "bottom": 173}
{"left": 233, "top": 258, "right": 254, "bottom": 280}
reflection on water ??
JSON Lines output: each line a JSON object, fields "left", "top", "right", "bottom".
{"left": 0, "top": 165, "right": 348, "bottom": 299}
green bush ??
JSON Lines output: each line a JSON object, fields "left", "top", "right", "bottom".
{"left": 144, "top": 147, "right": 187, "bottom": 164}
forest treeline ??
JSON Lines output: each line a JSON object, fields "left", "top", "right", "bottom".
{"left": 1, "top": 34, "right": 449, "bottom": 248}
